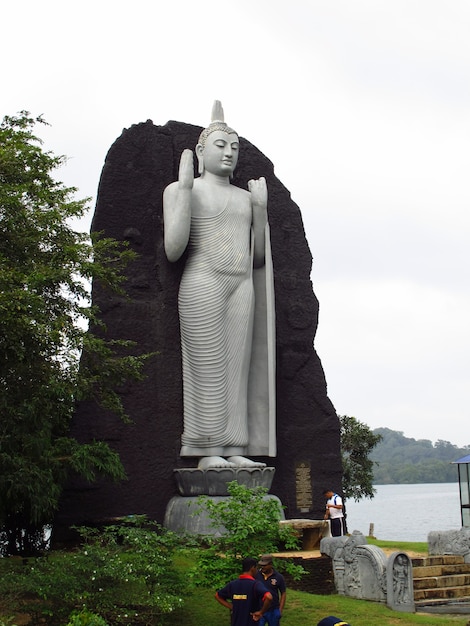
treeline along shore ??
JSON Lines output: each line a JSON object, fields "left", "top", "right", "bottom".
{"left": 371, "top": 427, "right": 469, "bottom": 484}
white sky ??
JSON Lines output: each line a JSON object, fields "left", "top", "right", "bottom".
{"left": 3, "top": 0, "right": 469, "bottom": 448}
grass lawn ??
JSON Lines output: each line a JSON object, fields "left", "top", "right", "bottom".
{"left": 180, "top": 585, "right": 468, "bottom": 626}
{"left": 2, "top": 540, "right": 469, "bottom": 625}
{"left": 175, "top": 541, "right": 468, "bottom": 626}
{"left": 368, "top": 538, "right": 429, "bottom": 555}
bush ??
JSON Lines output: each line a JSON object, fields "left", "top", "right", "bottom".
{"left": 65, "top": 609, "right": 109, "bottom": 626}
{"left": 0, "top": 619, "right": 19, "bottom": 626}
{"left": 0, "top": 518, "right": 186, "bottom": 625}
{"left": 190, "top": 481, "right": 305, "bottom": 587}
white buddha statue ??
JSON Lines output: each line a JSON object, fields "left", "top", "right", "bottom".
{"left": 163, "top": 102, "right": 276, "bottom": 470}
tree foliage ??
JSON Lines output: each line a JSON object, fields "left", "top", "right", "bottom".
{"left": 371, "top": 427, "right": 469, "bottom": 484}
{"left": 0, "top": 112, "right": 149, "bottom": 555}
{"left": 339, "top": 415, "right": 382, "bottom": 502}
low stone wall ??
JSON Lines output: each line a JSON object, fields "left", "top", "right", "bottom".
{"left": 280, "top": 555, "right": 336, "bottom": 594}
{"left": 319, "top": 533, "right": 415, "bottom": 612}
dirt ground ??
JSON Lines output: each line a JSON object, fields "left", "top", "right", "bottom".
{"left": 275, "top": 548, "right": 426, "bottom": 559}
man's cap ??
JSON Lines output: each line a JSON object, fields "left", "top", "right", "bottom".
{"left": 258, "top": 554, "right": 273, "bottom": 566}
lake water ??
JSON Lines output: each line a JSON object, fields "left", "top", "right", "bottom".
{"left": 344, "top": 483, "right": 462, "bottom": 543}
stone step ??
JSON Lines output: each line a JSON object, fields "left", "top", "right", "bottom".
{"left": 414, "top": 573, "right": 470, "bottom": 590}
{"left": 412, "top": 554, "right": 470, "bottom": 605}
{"left": 411, "top": 555, "right": 465, "bottom": 567}
{"left": 414, "top": 585, "right": 470, "bottom": 601}
{"left": 414, "top": 596, "right": 470, "bottom": 609}
{"left": 413, "top": 563, "right": 470, "bottom": 578}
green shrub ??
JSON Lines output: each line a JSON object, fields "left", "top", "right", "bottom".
{"left": 65, "top": 609, "right": 109, "bottom": 626}
{"left": 190, "top": 481, "right": 305, "bottom": 587}
{"left": 0, "top": 518, "right": 186, "bottom": 625}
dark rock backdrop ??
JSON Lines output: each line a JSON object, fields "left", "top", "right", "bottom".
{"left": 53, "top": 120, "right": 342, "bottom": 541}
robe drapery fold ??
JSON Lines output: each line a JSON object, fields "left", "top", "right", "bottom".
{"left": 178, "top": 196, "right": 276, "bottom": 458}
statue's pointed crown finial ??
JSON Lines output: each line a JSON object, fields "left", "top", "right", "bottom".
{"left": 211, "top": 100, "right": 224, "bottom": 123}
{"left": 198, "top": 100, "right": 237, "bottom": 147}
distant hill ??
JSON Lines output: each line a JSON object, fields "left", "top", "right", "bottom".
{"left": 370, "top": 428, "right": 469, "bottom": 484}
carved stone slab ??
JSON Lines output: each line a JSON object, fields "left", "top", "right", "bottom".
{"left": 174, "top": 467, "right": 275, "bottom": 496}
{"left": 386, "top": 552, "right": 415, "bottom": 612}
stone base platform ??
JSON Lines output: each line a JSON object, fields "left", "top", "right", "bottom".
{"left": 165, "top": 466, "right": 279, "bottom": 535}
{"left": 164, "top": 494, "right": 284, "bottom": 535}
{"left": 280, "top": 518, "right": 331, "bottom": 550}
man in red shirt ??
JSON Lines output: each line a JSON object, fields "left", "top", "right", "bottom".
{"left": 216, "top": 557, "right": 272, "bottom": 625}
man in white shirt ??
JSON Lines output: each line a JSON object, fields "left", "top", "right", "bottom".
{"left": 323, "top": 489, "right": 344, "bottom": 536}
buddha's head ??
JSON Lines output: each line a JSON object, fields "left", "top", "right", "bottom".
{"left": 196, "top": 101, "right": 239, "bottom": 176}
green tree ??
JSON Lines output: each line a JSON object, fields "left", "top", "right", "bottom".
{"left": 339, "top": 415, "right": 382, "bottom": 501}
{"left": 0, "top": 112, "right": 149, "bottom": 556}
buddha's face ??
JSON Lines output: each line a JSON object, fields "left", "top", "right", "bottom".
{"left": 197, "top": 130, "right": 239, "bottom": 176}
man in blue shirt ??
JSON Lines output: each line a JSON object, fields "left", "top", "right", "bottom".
{"left": 216, "top": 557, "right": 272, "bottom": 625}
{"left": 255, "top": 554, "right": 286, "bottom": 626}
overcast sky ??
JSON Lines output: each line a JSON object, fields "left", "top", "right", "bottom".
{"left": 3, "top": 0, "right": 469, "bottom": 448}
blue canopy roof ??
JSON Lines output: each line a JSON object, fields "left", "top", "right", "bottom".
{"left": 452, "top": 454, "right": 470, "bottom": 464}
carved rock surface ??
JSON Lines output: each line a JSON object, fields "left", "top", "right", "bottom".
{"left": 53, "top": 120, "right": 341, "bottom": 542}
{"left": 428, "top": 528, "right": 470, "bottom": 561}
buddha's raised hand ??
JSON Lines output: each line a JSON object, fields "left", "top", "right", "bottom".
{"left": 178, "top": 149, "right": 194, "bottom": 190}
{"left": 248, "top": 176, "right": 268, "bottom": 209}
